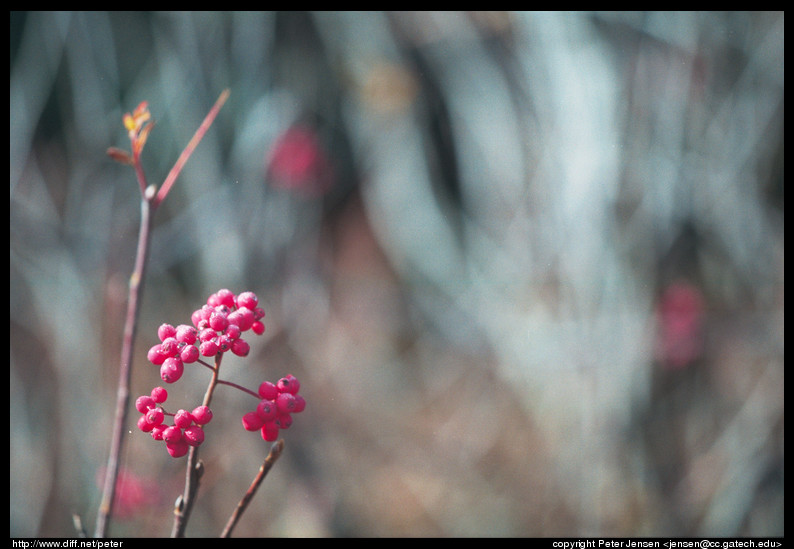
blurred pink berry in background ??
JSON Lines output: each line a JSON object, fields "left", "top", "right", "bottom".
{"left": 266, "top": 123, "right": 334, "bottom": 198}
{"left": 95, "top": 467, "right": 159, "bottom": 520}
{"left": 654, "top": 280, "right": 705, "bottom": 371}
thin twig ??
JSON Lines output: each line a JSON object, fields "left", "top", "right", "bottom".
{"left": 170, "top": 449, "right": 205, "bottom": 538}
{"left": 154, "top": 89, "right": 230, "bottom": 209}
{"left": 220, "top": 440, "right": 285, "bottom": 538}
{"left": 171, "top": 353, "right": 223, "bottom": 537}
{"left": 94, "top": 189, "right": 155, "bottom": 538}
{"left": 215, "top": 378, "right": 260, "bottom": 398}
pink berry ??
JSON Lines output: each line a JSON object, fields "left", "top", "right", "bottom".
{"left": 147, "top": 344, "right": 167, "bottom": 365}
{"left": 277, "top": 375, "right": 300, "bottom": 395}
{"left": 218, "top": 289, "right": 237, "bottom": 306}
{"left": 175, "top": 325, "right": 198, "bottom": 345}
{"left": 166, "top": 439, "right": 189, "bottom": 458}
{"left": 151, "top": 425, "right": 166, "bottom": 441}
{"left": 197, "top": 305, "right": 213, "bottom": 323}
{"left": 192, "top": 405, "right": 213, "bottom": 425}
{"left": 158, "top": 323, "right": 176, "bottom": 342}
{"left": 276, "top": 413, "right": 293, "bottom": 429}
{"left": 214, "top": 304, "right": 231, "bottom": 316}
{"left": 159, "top": 357, "right": 176, "bottom": 375}
{"left": 183, "top": 425, "right": 205, "bottom": 447}
{"left": 216, "top": 335, "right": 232, "bottom": 353}
{"left": 261, "top": 421, "right": 280, "bottom": 442}
{"left": 242, "top": 411, "right": 264, "bottom": 431}
{"left": 135, "top": 395, "right": 156, "bottom": 413}
{"left": 174, "top": 409, "right": 194, "bottom": 429}
{"left": 191, "top": 309, "right": 204, "bottom": 328}
{"left": 236, "top": 291, "right": 258, "bottom": 310}
{"left": 258, "top": 381, "right": 278, "bottom": 400}
{"left": 292, "top": 394, "right": 306, "bottom": 413}
{"left": 227, "top": 307, "right": 254, "bottom": 331}
{"left": 225, "top": 324, "right": 241, "bottom": 340}
{"left": 180, "top": 344, "right": 199, "bottom": 364}
{"left": 213, "top": 289, "right": 236, "bottom": 308}
{"left": 199, "top": 328, "right": 216, "bottom": 342}
{"left": 276, "top": 392, "right": 297, "bottom": 414}
{"left": 150, "top": 386, "right": 168, "bottom": 403}
{"left": 159, "top": 337, "right": 179, "bottom": 357}
{"left": 231, "top": 338, "right": 250, "bottom": 357}
{"left": 256, "top": 399, "right": 279, "bottom": 422}
{"left": 253, "top": 307, "right": 266, "bottom": 320}
{"left": 199, "top": 340, "right": 219, "bottom": 357}
{"left": 209, "top": 311, "right": 228, "bottom": 331}
{"left": 160, "top": 357, "right": 184, "bottom": 383}
{"left": 251, "top": 321, "right": 265, "bottom": 335}
{"left": 162, "top": 425, "right": 182, "bottom": 443}
{"left": 137, "top": 415, "right": 155, "bottom": 432}
{"left": 146, "top": 407, "right": 164, "bottom": 426}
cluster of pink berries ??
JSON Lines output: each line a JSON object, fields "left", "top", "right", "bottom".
{"left": 136, "top": 386, "right": 213, "bottom": 458}
{"left": 137, "top": 290, "right": 306, "bottom": 458}
{"left": 242, "top": 374, "right": 306, "bottom": 441}
{"left": 146, "top": 289, "right": 265, "bottom": 384}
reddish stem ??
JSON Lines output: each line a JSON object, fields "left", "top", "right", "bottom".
{"left": 95, "top": 189, "right": 154, "bottom": 537}
{"left": 154, "top": 89, "right": 230, "bottom": 209}
{"left": 196, "top": 358, "right": 261, "bottom": 398}
{"left": 216, "top": 379, "right": 260, "bottom": 399}
{"left": 133, "top": 152, "right": 149, "bottom": 196}
{"left": 171, "top": 352, "right": 223, "bottom": 537}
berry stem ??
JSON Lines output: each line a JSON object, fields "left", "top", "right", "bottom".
{"left": 172, "top": 352, "right": 223, "bottom": 537}
{"left": 220, "top": 439, "right": 285, "bottom": 538}
{"left": 95, "top": 194, "right": 154, "bottom": 538}
{"left": 196, "top": 357, "right": 259, "bottom": 398}
{"left": 215, "top": 379, "right": 260, "bottom": 399}
{"left": 203, "top": 353, "right": 223, "bottom": 407}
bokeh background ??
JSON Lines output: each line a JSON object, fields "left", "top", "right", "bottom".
{"left": 10, "top": 11, "right": 783, "bottom": 538}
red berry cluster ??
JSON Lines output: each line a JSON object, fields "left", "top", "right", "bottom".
{"left": 137, "top": 290, "right": 305, "bottom": 458}
{"left": 135, "top": 386, "right": 214, "bottom": 457}
{"left": 242, "top": 375, "right": 306, "bottom": 441}
{"left": 146, "top": 289, "right": 265, "bottom": 384}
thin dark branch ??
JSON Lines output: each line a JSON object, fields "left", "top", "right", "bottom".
{"left": 171, "top": 353, "right": 223, "bottom": 537}
{"left": 171, "top": 450, "right": 205, "bottom": 538}
{"left": 94, "top": 191, "right": 154, "bottom": 537}
{"left": 220, "top": 439, "right": 285, "bottom": 538}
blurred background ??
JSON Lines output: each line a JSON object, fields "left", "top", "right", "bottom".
{"left": 10, "top": 11, "right": 783, "bottom": 538}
